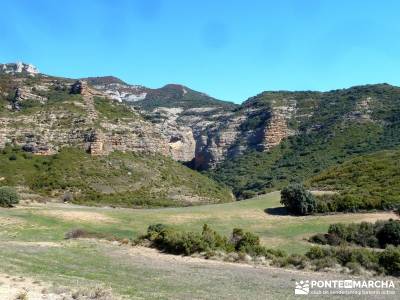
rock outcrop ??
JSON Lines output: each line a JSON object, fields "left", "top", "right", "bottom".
{"left": 70, "top": 80, "right": 99, "bottom": 121}
{"left": 12, "top": 86, "right": 47, "bottom": 110}
{"left": 192, "top": 98, "right": 297, "bottom": 169}
{"left": 0, "top": 62, "right": 39, "bottom": 76}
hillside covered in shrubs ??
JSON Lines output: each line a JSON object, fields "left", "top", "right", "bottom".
{"left": 209, "top": 84, "right": 400, "bottom": 200}
{"left": 0, "top": 146, "right": 233, "bottom": 207}
{"left": 307, "top": 149, "right": 400, "bottom": 212}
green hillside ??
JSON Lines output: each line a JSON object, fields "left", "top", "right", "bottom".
{"left": 209, "top": 84, "right": 400, "bottom": 198}
{"left": 307, "top": 149, "right": 400, "bottom": 210}
{"left": 0, "top": 147, "right": 233, "bottom": 207}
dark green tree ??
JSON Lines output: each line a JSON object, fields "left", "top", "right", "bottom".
{"left": 280, "top": 183, "right": 316, "bottom": 215}
{"left": 377, "top": 220, "right": 400, "bottom": 247}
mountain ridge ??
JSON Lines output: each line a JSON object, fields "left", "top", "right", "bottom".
{"left": 2, "top": 62, "right": 400, "bottom": 202}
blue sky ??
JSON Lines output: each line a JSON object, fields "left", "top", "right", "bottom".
{"left": 1, "top": 0, "right": 399, "bottom": 103}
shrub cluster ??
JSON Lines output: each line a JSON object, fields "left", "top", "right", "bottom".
{"left": 306, "top": 245, "right": 400, "bottom": 276}
{"left": 313, "top": 193, "right": 399, "bottom": 213}
{"left": 144, "top": 224, "right": 267, "bottom": 256}
{"left": 141, "top": 224, "right": 400, "bottom": 276}
{"left": 310, "top": 220, "right": 400, "bottom": 248}
{"left": 0, "top": 186, "right": 19, "bottom": 207}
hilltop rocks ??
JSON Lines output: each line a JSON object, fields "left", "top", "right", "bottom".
{"left": 0, "top": 62, "right": 39, "bottom": 76}
{"left": 84, "top": 77, "right": 149, "bottom": 102}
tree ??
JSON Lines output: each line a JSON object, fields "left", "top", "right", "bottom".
{"left": 280, "top": 183, "right": 316, "bottom": 215}
{"left": 0, "top": 186, "right": 20, "bottom": 207}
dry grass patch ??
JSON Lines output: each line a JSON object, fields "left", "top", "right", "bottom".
{"left": 162, "top": 213, "right": 212, "bottom": 224}
{"left": 39, "top": 210, "right": 116, "bottom": 224}
{"left": 0, "top": 216, "right": 25, "bottom": 227}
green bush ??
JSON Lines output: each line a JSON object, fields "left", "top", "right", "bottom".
{"left": 0, "top": 186, "right": 19, "bottom": 207}
{"left": 287, "top": 254, "right": 308, "bottom": 269}
{"left": 144, "top": 223, "right": 232, "bottom": 255}
{"left": 306, "top": 246, "right": 326, "bottom": 260}
{"left": 309, "top": 234, "right": 328, "bottom": 245}
{"left": 379, "top": 246, "right": 400, "bottom": 276}
{"left": 311, "top": 220, "right": 400, "bottom": 249}
{"left": 307, "top": 246, "right": 378, "bottom": 272}
{"left": 202, "top": 224, "right": 233, "bottom": 252}
{"left": 377, "top": 220, "right": 400, "bottom": 247}
{"left": 315, "top": 194, "right": 338, "bottom": 213}
{"left": 313, "top": 257, "right": 337, "bottom": 271}
{"left": 328, "top": 223, "right": 349, "bottom": 239}
{"left": 346, "top": 262, "right": 362, "bottom": 275}
{"left": 231, "top": 228, "right": 260, "bottom": 251}
{"left": 280, "top": 183, "right": 316, "bottom": 215}
{"left": 143, "top": 224, "right": 279, "bottom": 258}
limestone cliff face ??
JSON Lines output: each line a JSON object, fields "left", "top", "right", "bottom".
{"left": 82, "top": 76, "right": 298, "bottom": 169}
{"left": 193, "top": 98, "right": 297, "bottom": 169}
{"left": 0, "top": 75, "right": 196, "bottom": 162}
{"left": 71, "top": 80, "right": 197, "bottom": 161}
{"left": 0, "top": 64, "right": 299, "bottom": 169}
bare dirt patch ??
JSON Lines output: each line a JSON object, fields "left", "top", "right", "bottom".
{"left": 356, "top": 212, "right": 399, "bottom": 222}
{"left": 0, "top": 273, "right": 58, "bottom": 300}
{"left": 324, "top": 211, "right": 398, "bottom": 223}
{"left": 1, "top": 241, "right": 61, "bottom": 248}
{"left": 39, "top": 210, "right": 116, "bottom": 224}
{"left": 310, "top": 190, "right": 338, "bottom": 196}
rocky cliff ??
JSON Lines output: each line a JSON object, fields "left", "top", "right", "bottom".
{"left": 0, "top": 67, "right": 196, "bottom": 162}
{"left": 0, "top": 62, "right": 39, "bottom": 76}
{"left": 86, "top": 75, "right": 300, "bottom": 170}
